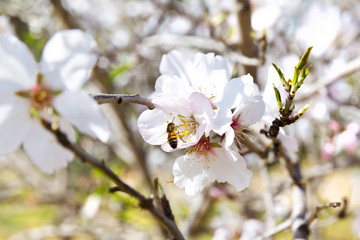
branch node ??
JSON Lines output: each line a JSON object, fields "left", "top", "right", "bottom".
{"left": 139, "top": 198, "right": 153, "bottom": 210}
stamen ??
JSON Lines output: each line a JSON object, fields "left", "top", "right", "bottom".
{"left": 231, "top": 115, "right": 251, "bottom": 150}
{"left": 186, "top": 135, "right": 221, "bottom": 169}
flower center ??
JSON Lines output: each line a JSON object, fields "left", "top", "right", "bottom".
{"left": 231, "top": 114, "right": 250, "bottom": 150}
{"left": 168, "top": 113, "right": 200, "bottom": 142}
{"left": 186, "top": 135, "right": 221, "bottom": 169}
{"left": 30, "top": 84, "right": 53, "bottom": 108}
{"left": 15, "top": 74, "right": 61, "bottom": 115}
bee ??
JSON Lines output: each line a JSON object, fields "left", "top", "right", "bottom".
{"left": 167, "top": 119, "right": 179, "bottom": 149}
{"left": 166, "top": 118, "right": 186, "bottom": 149}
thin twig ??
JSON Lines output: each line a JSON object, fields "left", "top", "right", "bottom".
{"left": 90, "top": 93, "right": 155, "bottom": 109}
{"left": 306, "top": 202, "right": 341, "bottom": 226}
{"left": 40, "top": 119, "right": 184, "bottom": 240}
{"left": 278, "top": 144, "right": 308, "bottom": 240}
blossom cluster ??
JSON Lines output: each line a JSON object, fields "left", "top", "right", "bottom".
{"left": 0, "top": 29, "right": 298, "bottom": 197}
{"left": 0, "top": 30, "right": 110, "bottom": 174}
{"left": 138, "top": 51, "right": 266, "bottom": 195}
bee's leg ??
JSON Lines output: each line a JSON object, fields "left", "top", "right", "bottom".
{"left": 178, "top": 134, "right": 187, "bottom": 143}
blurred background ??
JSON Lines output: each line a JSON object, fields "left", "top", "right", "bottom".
{"left": 0, "top": 0, "right": 359, "bottom": 239}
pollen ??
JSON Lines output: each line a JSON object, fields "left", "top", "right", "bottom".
{"left": 168, "top": 113, "right": 200, "bottom": 145}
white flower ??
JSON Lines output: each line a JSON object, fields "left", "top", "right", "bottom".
{"left": 139, "top": 50, "right": 263, "bottom": 195}
{"left": 158, "top": 50, "right": 231, "bottom": 105}
{"left": 158, "top": 50, "right": 262, "bottom": 136}
{"left": 0, "top": 30, "right": 110, "bottom": 173}
{"left": 173, "top": 135, "right": 252, "bottom": 196}
{"left": 220, "top": 75, "right": 265, "bottom": 149}
{"left": 138, "top": 92, "right": 213, "bottom": 151}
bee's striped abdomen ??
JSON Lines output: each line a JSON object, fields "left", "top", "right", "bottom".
{"left": 168, "top": 132, "right": 178, "bottom": 149}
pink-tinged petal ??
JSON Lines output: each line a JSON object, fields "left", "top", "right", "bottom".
{"left": 138, "top": 108, "right": 169, "bottom": 145}
{"left": 23, "top": 120, "right": 74, "bottom": 174}
{"left": 0, "top": 35, "right": 36, "bottom": 87}
{"left": 217, "top": 76, "right": 246, "bottom": 110}
{"left": 188, "top": 92, "right": 213, "bottom": 136}
{"left": 0, "top": 82, "right": 32, "bottom": 154}
{"left": 173, "top": 155, "right": 209, "bottom": 196}
{"left": 154, "top": 75, "right": 193, "bottom": 98}
{"left": 278, "top": 132, "right": 299, "bottom": 153}
{"left": 152, "top": 94, "right": 191, "bottom": 116}
{"left": 206, "top": 149, "right": 252, "bottom": 191}
{"left": 40, "top": 30, "right": 97, "bottom": 90}
{"left": 53, "top": 90, "right": 110, "bottom": 142}
{"left": 234, "top": 96, "right": 265, "bottom": 126}
{"left": 159, "top": 50, "right": 193, "bottom": 83}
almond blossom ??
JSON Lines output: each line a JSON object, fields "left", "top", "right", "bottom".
{"left": 0, "top": 30, "right": 110, "bottom": 173}
{"left": 138, "top": 50, "right": 264, "bottom": 195}
{"left": 158, "top": 50, "right": 263, "bottom": 136}
{"left": 173, "top": 135, "right": 252, "bottom": 196}
{"left": 138, "top": 92, "right": 213, "bottom": 152}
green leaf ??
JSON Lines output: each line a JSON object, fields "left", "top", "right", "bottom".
{"left": 297, "top": 64, "right": 313, "bottom": 88}
{"left": 272, "top": 63, "right": 288, "bottom": 89}
{"left": 296, "top": 46, "right": 313, "bottom": 71}
{"left": 273, "top": 84, "right": 283, "bottom": 111}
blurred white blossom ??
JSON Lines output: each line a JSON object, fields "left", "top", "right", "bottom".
{"left": 0, "top": 30, "right": 110, "bottom": 173}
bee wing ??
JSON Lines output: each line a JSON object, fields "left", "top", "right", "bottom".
{"left": 152, "top": 131, "right": 168, "bottom": 145}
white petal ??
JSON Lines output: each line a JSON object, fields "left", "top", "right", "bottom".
{"left": 224, "top": 127, "right": 235, "bottom": 148}
{"left": 217, "top": 76, "right": 246, "bottom": 109}
{"left": 189, "top": 92, "right": 213, "bottom": 136}
{"left": 242, "top": 74, "right": 258, "bottom": 99}
{"left": 137, "top": 108, "right": 169, "bottom": 145}
{"left": 207, "top": 149, "right": 252, "bottom": 192}
{"left": 0, "top": 35, "right": 36, "bottom": 87}
{"left": 234, "top": 96, "right": 265, "bottom": 126}
{"left": 212, "top": 108, "right": 232, "bottom": 135}
{"left": 173, "top": 155, "right": 209, "bottom": 196}
{"left": 159, "top": 50, "right": 193, "bottom": 84}
{"left": 23, "top": 121, "right": 74, "bottom": 174}
{"left": 54, "top": 90, "right": 110, "bottom": 142}
{"left": 154, "top": 75, "right": 193, "bottom": 98}
{"left": 0, "top": 81, "right": 32, "bottom": 154}
{"left": 192, "top": 53, "right": 230, "bottom": 100}
{"left": 40, "top": 30, "right": 97, "bottom": 90}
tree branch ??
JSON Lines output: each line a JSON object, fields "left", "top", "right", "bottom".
{"left": 306, "top": 202, "right": 341, "bottom": 226}
{"left": 90, "top": 93, "right": 155, "bottom": 109}
{"left": 40, "top": 119, "right": 184, "bottom": 240}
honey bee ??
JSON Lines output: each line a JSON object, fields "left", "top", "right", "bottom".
{"left": 166, "top": 118, "right": 185, "bottom": 149}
